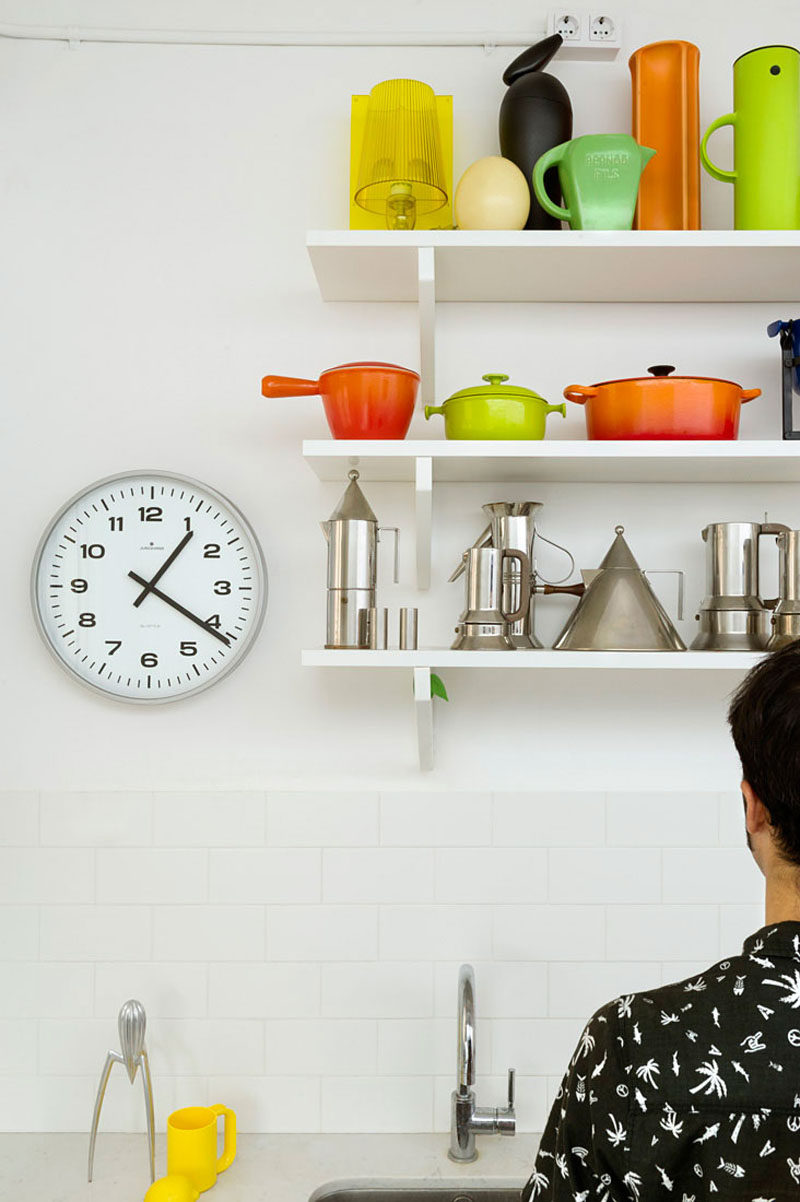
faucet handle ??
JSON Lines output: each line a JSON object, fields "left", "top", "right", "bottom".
{"left": 507, "top": 1068, "right": 515, "bottom": 1111}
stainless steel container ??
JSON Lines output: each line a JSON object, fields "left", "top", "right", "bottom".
{"left": 483, "top": 502, "right": 544, "bottom": 648}
{"left": 691, "top": 521, "right": 787, "bottom": 651}
{"left": 321, "top": 471, "right": 397, "bottom": 649}
{"left": 769, "top": 528, "right": 800, "bottom": 649}
{"left": 452, "top": 547, "right": 531, "bottom": 650}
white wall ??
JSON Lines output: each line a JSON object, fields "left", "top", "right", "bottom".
{"left": 0, "top": 0, "right": 795, "bottom": 1135}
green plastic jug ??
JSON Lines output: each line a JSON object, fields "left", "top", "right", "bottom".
{"left": 532, "top": 134, "right": 655, "bottom": 230}
{"left": 701, "top": 45, "right": 800, "bottom": 229}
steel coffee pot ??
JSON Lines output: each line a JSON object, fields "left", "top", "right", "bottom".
{"left": 451, "top": 546, "right": 532, "bottom": 650}
{"left": 691, "top": 520, "right": 788, "bottom": 651}
{"left": 321, "top": 471, "right": 398, "bottom": 649}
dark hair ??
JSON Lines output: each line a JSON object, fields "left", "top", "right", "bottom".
{"left": 728, "top": 643, "right": 800, "bottom": 864}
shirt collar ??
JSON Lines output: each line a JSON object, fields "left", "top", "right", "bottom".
{"left": 743, "top": 921, "right": 800, "bottom": 960}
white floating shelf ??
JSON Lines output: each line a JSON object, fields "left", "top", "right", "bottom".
{"left": 303, "top": 439, "right": 800, "bottom": 484}
{"left": 307, "top": 230, "right": 800, "bottom": 304}
{"left": 302, "top": 649, "right": 764, "bottom": 670}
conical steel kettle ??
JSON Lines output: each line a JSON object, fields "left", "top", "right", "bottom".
{"left": 553, "top": 526, "right": 686, "bottom": 652}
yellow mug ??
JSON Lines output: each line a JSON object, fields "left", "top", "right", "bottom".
{"left": 166, "top": 1105, "right": 236, "bottom": 1193}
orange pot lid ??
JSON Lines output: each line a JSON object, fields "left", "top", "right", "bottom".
{"left": 591, "top": 365, "right": 742, "bottom": 389}
{"left": 321, "top": 361, "right": 420, "bottom": 378}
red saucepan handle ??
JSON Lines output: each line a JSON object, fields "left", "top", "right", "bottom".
{"left": 262, "top": 375, "right": 321, "bottom": 398}
{"left": 740, "top": 388, "right": 761, "bottom": 404}
{"left": 563, "top": 385, "right": 598, "bottom": 405}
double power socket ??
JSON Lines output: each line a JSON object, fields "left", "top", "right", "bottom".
{"left": 547, "top": 10, "right": 622, "bottom": 57}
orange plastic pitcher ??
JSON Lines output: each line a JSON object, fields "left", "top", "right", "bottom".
{"left": 630, "top": 40, "right": 701, "bottom": 229}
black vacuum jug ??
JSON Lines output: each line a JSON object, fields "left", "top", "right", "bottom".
{"left": 499, "top": 34, "right": 573, "bottom": 230}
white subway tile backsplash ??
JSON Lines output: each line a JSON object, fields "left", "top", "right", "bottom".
{"left": 265, "top": 1019, "right": 377, "bottom": 1075}
{"left": 321, "top": 1077, "right": 432, "bottom": 1133}
{"left": 492, "top": 906, "right": 605, "bottom": 962}
{"left": 433, "top": 962, "right": 547, "bottom": 1018}
{"left": 548, "top": 961, "right": 663, "bottom": 1018}
{"left": 209, "top": 849, "right": 320, "bottom": 903}
{"left": 380, "top": 792, "right": 491, "bottom": 846}
{"left": 153, "top": 1019, "right": 264, "bottom": 1076}
{"left": 662, "top": 848, "right": 762, "bottom": 903}
{"left": 0, "top": 849, "right": 94, "bottom": 903}
{"left": 40, "top": 905, "right": 151, "bottom": 961}
{"left": 606, "top": 905, "right": 719, "bottom": 961}
{"left": 267, "top": 792, "right": 379, "bottom": 846}
{"left": 606, "top": 792, "right": 718, "bottom": 846}
{"left": 0, "top": 1020, "right": 38, "bottom": 1073}
{"left": 491, "top": 1018, "right": 585, "bottom": 1076}
{"left": 323, "top": 849, "right": 434, "bottom": 904}
{"left": 379, "top": 905, "right": 493, "bottom": 962}
{"left": 0, "top": 963, "right": 93, "bottom": 1018}
{"left": 208, "top": 964, "right": 320, "bottom": 1018}
{"left": 0, "top": 786, "right": 771, "bottom": 1134}
{"left": 548, "top": 849, "right": 661, "bottom": 904}
{"left": 209, "top": 1075, "right": 321, "bottom": 1133}
{"left": 41, "top": 791, "right": 151, "bottom": 846}
{"left": 154, "top": 791, "right": 265, "bottom": 847}
{"left": 377, "top": 1019, "right": 452, "bottom": 1076}
{"left": 493, "top": 792, "right": 605, "bottom": 847}
{"left": 0, "top": 906, "right": 39, "bottom": 960}
{"left": 94, "top": 962, "right": 208, "bottom": 1018}
{"left": 268, "top": 905, "right": 378, "bottom": 961}
{"left": 322, "top": 963, "right": 433, "bottom": 1018}
{"left": 720, "top": 903, "right": 764, "bottom": 954}
{"left": 0, "top": 791, "right": 39, "bottom": 845}
{"left": 154, "top": 906, "right": 264, "bottom": 962}
{"left": 435, "top": 849, "right": 547, "bottom": 904}
{"left": 718, "top": 790, "right": 747, "bottom": 846}
{"left": 97, "top": 849, "right": 206, "bottom": 904}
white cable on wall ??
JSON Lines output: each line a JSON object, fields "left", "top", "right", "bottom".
{"left": 0, "top": 20, "right": 542, "bottom": 49}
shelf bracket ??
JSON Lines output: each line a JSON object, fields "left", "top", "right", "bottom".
{"left": 415, "top": 456, "right": 432, "bottom": 590}
{"left": 417, "top": 246, "right": 435, "bottom": 408}
{"left": 413, "top": 665, "right": 434, "bottom": 771}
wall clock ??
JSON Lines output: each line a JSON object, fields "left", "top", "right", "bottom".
{"left": 31, "top": 471, "right": 267, "bottom": 702}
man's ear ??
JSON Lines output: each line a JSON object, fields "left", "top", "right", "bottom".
{"left": 743, "top": 780, "right": 771, "bottom": 835}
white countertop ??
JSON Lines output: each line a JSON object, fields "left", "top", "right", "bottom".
{"left": 0, "top": 1133, "right": 540, "bottom": 1202}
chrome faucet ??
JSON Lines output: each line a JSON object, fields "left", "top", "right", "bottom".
{"left": 449, "top": 963, "right": 516, "bottom": 1162}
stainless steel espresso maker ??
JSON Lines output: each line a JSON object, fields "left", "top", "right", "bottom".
{"left": 691, "top": 520, "right": 788, "bottom": 651}
{"left": 321, "top": 470, "right": 398, "bottom": 649}
{"left": 450, "top": 501, "right": 574, "bottom": 648}
{"left": 768, "top": 528, "right": 800, "bottom": 650}
{"left": 451, "top": 546, "right": 532, "bottom": 650}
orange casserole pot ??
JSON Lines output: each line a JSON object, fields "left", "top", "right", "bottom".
{"left": 563, "top": 365, "right": 761, "bottom": 440}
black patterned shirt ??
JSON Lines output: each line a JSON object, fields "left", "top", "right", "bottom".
{"left": 526, "top": 922, "right": 800, "bottom": 1200}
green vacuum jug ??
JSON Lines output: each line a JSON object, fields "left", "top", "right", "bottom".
{"left": 701, "top": 45, "right": 800, "bottom": 229}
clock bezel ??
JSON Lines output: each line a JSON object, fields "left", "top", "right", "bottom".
{"left": 30, "top": 469, "right": 268, "bottom": 704}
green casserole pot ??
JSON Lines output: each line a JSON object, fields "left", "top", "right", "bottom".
{"left": 424, "top": 373, "right": 566, "bottom": 440}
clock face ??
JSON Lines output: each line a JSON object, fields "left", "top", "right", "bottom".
{"left": 32, "top": 471, "right": 267, "bottom": 702}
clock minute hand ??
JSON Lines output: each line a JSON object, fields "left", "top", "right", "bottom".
{"left": 127, "top": 571, "right": 231, "bottom": 647}
{"left": 133, "top": 530, "right": 194, "bottom": 608}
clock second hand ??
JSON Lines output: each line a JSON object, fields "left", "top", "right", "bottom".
{"left": 127, "top": 571, "right": 231, "bottom": 647}
{"left": 133, "top": 530, "right": 194, "bottom": 608}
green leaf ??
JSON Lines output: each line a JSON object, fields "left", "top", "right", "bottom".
{"left": 430, "top": 673, "right": 449, "bottom": 702}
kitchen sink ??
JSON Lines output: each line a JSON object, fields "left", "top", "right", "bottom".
{"left": 309, "top": 1180, "right": 524, "bottom": 1202}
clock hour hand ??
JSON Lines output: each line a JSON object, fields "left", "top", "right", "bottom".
{"left": 127, "top": 571, "right": 231, "bottom": 647}
{"left": 133, "top": 530, "right": 193, "bottom": 608}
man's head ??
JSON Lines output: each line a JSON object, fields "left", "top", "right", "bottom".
{"left": 728, "top": 643, "right": 800, "bottom": 875}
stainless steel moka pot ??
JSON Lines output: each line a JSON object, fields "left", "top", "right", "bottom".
{"left": 691, "top": 521, "right": 788, "bottom": 651}
{"left": 768, "top": 528, "right": 800, "bottom": 650}
{"left": 321, "top": 470, "right": 398, "bottom": 649}
{"left": 451, "top": 546, "right": 532, "bottom": 650}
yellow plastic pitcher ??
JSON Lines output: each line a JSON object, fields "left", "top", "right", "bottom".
{"left": 166, "top": 1105, "right": 236, "bottom": 1193}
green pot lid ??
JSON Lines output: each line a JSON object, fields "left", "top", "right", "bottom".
{"left": 446, "top": 373, "right": 548, "bottom": 403}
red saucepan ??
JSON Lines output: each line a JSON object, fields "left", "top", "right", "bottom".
{"left": 563, "top": 365, "right": 761, "bottom": 440}
{"left": 262, "top": 361, "right": 420, "bottom": 439}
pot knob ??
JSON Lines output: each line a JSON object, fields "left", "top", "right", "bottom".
{"left": 647, "top": 365, "right": 675, "bottom": 377}
{"left": 482, "top": 373, "right": 510, "bottom": 385}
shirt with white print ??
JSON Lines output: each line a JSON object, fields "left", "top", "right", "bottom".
{"left": 525, "top": 922, "right": 800, "bottom": 1200}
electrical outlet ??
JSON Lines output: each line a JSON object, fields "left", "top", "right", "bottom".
{"left": 549, "top": 11, "right": 582, "bottom": 41}
{"left": 547, "top": 8, "right": 622, "bottom": 58}
{"left": 588, "top": 12, "right": 622, "bottom": 47}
